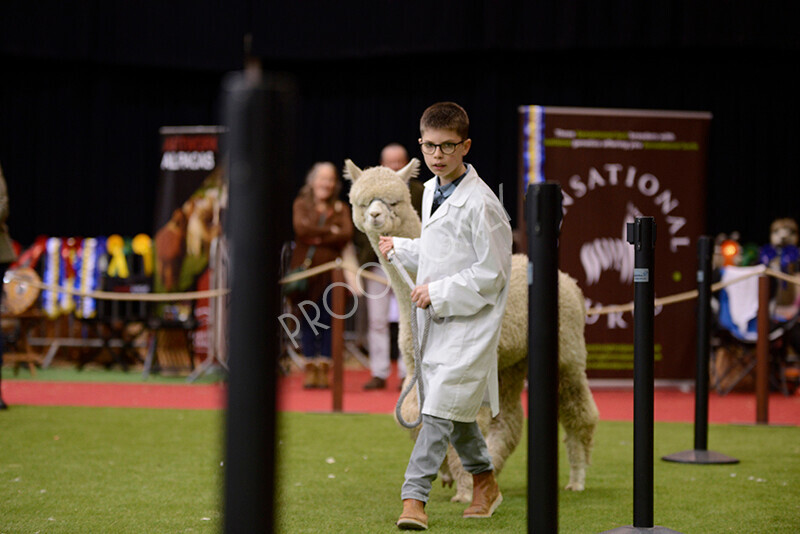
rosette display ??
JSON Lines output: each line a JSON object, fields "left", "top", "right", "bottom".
{"left": 106, "top": 234, "right": 130, "bottom": 279}
{"left": 75, "top": 237, "right": 106, "bottom": 319}
{"left": 41, "top": 237, "right": 62, "bottom": 318}
{"left": 132, "top": 233, "right": 153, "bottom": 276}
{"left": 59, "top": 237, "right": 82, "bottom": 314}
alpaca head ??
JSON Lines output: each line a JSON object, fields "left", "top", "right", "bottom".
{"left": 344, "top": 158, "right": 422, "bottom": 239}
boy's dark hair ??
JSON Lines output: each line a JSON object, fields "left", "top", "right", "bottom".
{"left": 420, "top": 102, "right": 469, "bottom": 139}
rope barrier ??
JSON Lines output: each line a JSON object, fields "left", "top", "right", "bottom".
{"left": 2, "top": 255, "right": 387, "bottom": 307}
{"left": 584, "top": 264, "right": 800, "bottom": 316}
{"left": 281, "top": 260, "right": 800, "bottom": 318}
{"left": 279, "top": 257, "right": 391, "bottom": 286}
{"left": 20, "top": 252, "right": 793, "bottom": 313}
{"left": 6, "top": 271, "right": 230, "bottom": 302}
{"left": 20, "top": 255, "right": 774, "bottom": 311}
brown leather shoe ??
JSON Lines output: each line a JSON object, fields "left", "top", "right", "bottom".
{"left": 316, "top": 360, "right": 330, "bottom": 389}
{"left": 363, "top": 376, "right": 387, "bottom": 390}
{"left": 397, "top": 498, "right": 428, "bottom": 530}
{"left": 462, "top": 470, "right": 502, "bottom": 518}
{"left": 303, "top": 361, "right": 318, "bottom": 389}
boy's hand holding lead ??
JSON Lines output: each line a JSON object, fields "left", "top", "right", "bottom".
{"left": 411, "top": 284, "right": 431, "bottom": 309}
{"left": 379, "top": 235, "right": 394, "bottom": 259}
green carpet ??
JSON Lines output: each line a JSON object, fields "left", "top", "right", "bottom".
{"left": 1, "top": 408, "right": 798, "bottom": 533}
{"left": 276, "top": 414, "right": 800, "bottom": 533}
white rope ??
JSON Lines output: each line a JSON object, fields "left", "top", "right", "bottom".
{"left": 387, "top": 250, "right": 430, "bottom": 429}
{"left": 585, "top": 264, "right": 781, "bottom": 316}
{"left": 280, "top": 258, "right": 391, "bottom": 286}
{"left": 6, "top": 271, "right": 229, "bottom": 302}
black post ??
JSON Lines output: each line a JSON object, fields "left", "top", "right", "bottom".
{"left": 630, "top": 217, "right": 656, "bottom": 529}
{"left": 694, "top": 235, "right": 712, "bottom": 450}
{"left": 527, "top": 182, "right": 561, "bottom": 534}
{"left": 662, "top": 236, "right": 738, "bottom": 464}
{"left": 223, "top": 71, "right": 295, "bottom": 533}
{"left": 601, "top": 217, "right": 682, "bottom": 534}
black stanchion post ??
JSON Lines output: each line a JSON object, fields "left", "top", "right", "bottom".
{"left": 527, "top": 182, "right": 561, "bottom": 534}
{"left": 693, "top": 235, "right": 712, "bottom": 450}
{"left": 223, "top": 71, "right": 295, "bottom": 533}
{"left": 601, "top": 217, "right": 682, "bottom": 534}
{"left": 662, "top": 236, "right": 738, "bottom": 464}
{"left": 631, "top": 217, "right": 655, "bottom": 529}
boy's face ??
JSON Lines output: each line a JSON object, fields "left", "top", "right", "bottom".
{"left": 419, "top": 128, "right": 471, "bottom": 184}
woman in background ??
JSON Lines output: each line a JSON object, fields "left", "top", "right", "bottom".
{"left": 288, "top": 162, "right": 353, "bottom": 388}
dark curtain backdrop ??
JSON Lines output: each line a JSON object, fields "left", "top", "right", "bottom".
{"left": 1, "top": 1, "right": 798, "bottom": 248}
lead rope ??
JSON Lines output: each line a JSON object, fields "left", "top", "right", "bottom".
{"left": 387, "top": 250, "right": 431, "bottom": 429}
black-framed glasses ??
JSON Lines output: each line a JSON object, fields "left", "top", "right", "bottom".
{"left": 419, "top": 139, "right": 465, "bottom": 155}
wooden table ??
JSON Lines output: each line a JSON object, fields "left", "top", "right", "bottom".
{"left": 1, "top": 309, "right": 45, "bottom": 376}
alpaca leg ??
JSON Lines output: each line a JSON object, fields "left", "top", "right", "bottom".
{"left": 446, "top": 445, "right": 473, "bottom": 502}
{"left": 558, "top": 369, "right": 599, "bottom": 491}
{"left": 483, "top": 360, "right": 526, "bottom": 476}
{"left": 484, "top": 398, "right": 524, "bottom": 477}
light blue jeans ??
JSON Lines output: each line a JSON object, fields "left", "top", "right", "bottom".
{"left": 401, "top": 414, "right": 493, "bottom": 503}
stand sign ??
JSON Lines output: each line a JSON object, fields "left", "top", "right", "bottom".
{"left": 518, "top": 106, "right": 711, "bottom": 379}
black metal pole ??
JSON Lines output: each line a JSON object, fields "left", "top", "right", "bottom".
{"left": 629, "top": 217, "right": 656, "bottom": 529}
{"left": 693, "top": 235, "right": 712, "bottom": 450}
{"left": 601, "top": 217, "right": 682, "bottom": 534}
{"left": 662, "top": 236, "right": 738, "bottom": 465}
{"left": 527, "top": 182, "right": 561, "bottom": 534}
{"left": 222, "top": 71, "right": 295, "bottom": 534}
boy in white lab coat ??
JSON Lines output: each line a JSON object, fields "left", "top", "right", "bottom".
{"left": 378, "top": 102, "right": 512, "bottom": 530}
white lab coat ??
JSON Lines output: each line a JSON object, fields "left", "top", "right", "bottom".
{"left": 393, "top": 164, "right": 512, "bottom": 422}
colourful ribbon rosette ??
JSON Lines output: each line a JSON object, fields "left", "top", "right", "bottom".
{"left": 132, "top": 233, "right": 153, "bottom": 276}
{"left": 75, "top": 237, "right": 106, "bottom": 319}
{"left": 106, "top": 234, "right": 130, "bottom": 279}
{"left": 58, "top": 237, "right": 82, "bottom": 314}
{"left": 41, "top": 237, "right": 62, "bottom": 318}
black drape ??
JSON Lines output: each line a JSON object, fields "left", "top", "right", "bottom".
{"left": 1, "top": 0, "right": 798, "bottom": 247}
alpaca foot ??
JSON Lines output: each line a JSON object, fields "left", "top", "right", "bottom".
{"left": 565, "top": 468, "right": 586, "bottom": 491}
{"left": 450, "top": 489, "right": 472, "bottom": 503}
{"left": 440, "top": 473, "right": 454, "bottom": 488}
{"left": 450, "top": 493, "right": 472, "bottom": 503}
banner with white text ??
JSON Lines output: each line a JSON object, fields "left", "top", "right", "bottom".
{"left": 155, "top": 126, "right": 227, "bottom": 358}
{"left": 519, "top": 106, "right": 711, "bottom": 379}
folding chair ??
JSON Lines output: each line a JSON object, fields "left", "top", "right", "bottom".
{"left": 711, "top": 266, "right": 798, "bottom": 395}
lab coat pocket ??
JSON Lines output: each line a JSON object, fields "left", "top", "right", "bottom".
{"left": 424, "top": 315, "right": 467, "bottom": 366}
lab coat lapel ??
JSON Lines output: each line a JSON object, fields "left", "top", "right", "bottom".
{"left": 422, "top": 168, "right": 477, "bottom": 229}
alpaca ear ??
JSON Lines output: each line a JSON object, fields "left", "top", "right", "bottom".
{"left": 342, "top": 159, "right": 362, "bottom": 182}
{"left": 396, "top": 158, "right": 421, "bottom": 184}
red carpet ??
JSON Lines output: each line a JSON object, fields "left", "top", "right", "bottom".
{"left": 4, "top": 368, "right": 800, "bottom": 426}
{"left": 4, "top": 380, "right": 227, "bottom": 410}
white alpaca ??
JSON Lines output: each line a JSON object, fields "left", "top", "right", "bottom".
{"left": 345, "top": 158, "right": 599, "bottom": 501}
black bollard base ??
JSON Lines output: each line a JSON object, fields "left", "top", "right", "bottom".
{"left": 600, "top": 526, "right": 684, "bottom": 533}
{"left": 661, "top": 449, "right": 739, "bottom": 464}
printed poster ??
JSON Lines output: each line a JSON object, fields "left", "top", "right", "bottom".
{"left": 156, "top": 126, "right": 227, "bottom": 357}
{"left": 519, "top": 106, "right": 711, "bottom": 379}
